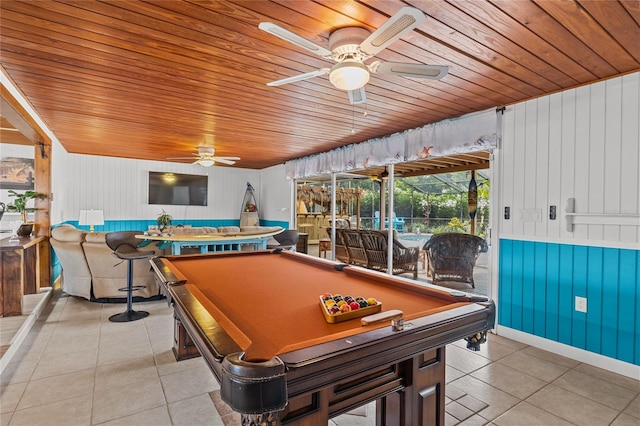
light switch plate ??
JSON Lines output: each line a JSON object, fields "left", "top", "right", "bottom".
{"left": 575, "top": 296, "right": 587, "bottom": 313}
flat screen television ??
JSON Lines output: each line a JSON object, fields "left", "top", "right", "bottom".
{"left": 148, "top": 171, "right": 208, "bottom": 206}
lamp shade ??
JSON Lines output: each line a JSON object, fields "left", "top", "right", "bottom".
{"left": 79, "top": 209, "right": 104, "bottom": 230}
{"left": 198, "top": 159, "right": 215, "bottom": 167}
{"left": 329, "top": 62, "right": 370, "bottom": 91}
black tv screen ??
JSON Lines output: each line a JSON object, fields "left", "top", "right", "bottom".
{"left": 148, "top": 172, "right": 208, "bottom": 206}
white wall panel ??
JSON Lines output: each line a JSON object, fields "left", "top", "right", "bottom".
{"left": 259, "top": 164, "right": 293, "bottom": 225}
{"left": 559, "top": 89, "right": 577, "bottom": 241}
{"left": 588, "top": 82, "right": 606, "bottom": 241}
{"left": 534, "top": 97, "right": 549, "bottom": 237}
{"left": 500, "top": 72, "right": 640, "bottom": 247}
{"left": 573, "top": 85, "right": 592, "bottom": 240}
{"left": 602, "top": 77, "right": 623, "bottom": 242}
{"left": 547, "top": 92, "right": 563, "bottom": 238}
{"left": 510, "top": 103, "right": 527, "bottom": 236}
{"left": 619, "top": 74, "right": 640, "bottom": 243}
{"left": 500, "top": 106, "right": 515, "bottom": 236}
{"left": 51, "top": 149, "right": 262, "bottom": 224}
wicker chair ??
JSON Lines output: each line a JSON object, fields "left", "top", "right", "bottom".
{"left": 326, "top": 227, "right": 350, "bottom": 263}
{"left": 360, "top": 230, "right": 419, "bottom": 279}
{"left": 423, "top": 233, "right": 488, "bottom": 288}
{"left": 341, "top": 229, "right": 368, "bottom": 267}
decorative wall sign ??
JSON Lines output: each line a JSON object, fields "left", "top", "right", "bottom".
{"left": 468, "top": 175, "right": 478, "bottom": 220}
{"left": 0, "top": 157, "right": 35, "bottom": 189}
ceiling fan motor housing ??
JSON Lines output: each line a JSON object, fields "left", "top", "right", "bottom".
{"left": 329, "top": 27, "right": 371, "bottom": 61}
{"left": 198, "top": 147, "right": 215, "bottom": 156}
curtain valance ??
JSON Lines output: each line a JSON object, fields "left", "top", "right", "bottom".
{"left": 285, "top": 108, "right": 497, "bottom": 179}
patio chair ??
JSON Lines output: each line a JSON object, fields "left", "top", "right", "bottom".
{"left": 360, "top": 230, "right": 419, "bottom": 279}
{"left": 423, "top": 233, "right": 488, "bottom": 288}
{"left": 341, "top": 229, "right": 368, "bottom": 267}
{"left": 325, "top": 227, "right": 349, "bottom": 263}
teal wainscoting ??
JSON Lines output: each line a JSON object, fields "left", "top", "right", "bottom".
{"left": 72, "top": 219, "right": 242, "bottom": 233}
{"left": 499, "top": 239, "right": 639, "bottom": 366}
{"left": 260, "top": 220, "right": 289, "bottom": 229}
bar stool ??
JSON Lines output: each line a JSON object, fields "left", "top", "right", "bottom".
{"left": 318, "top": 239, "right": 331, "bottom": 258}
{"left": 267, "top": 230, "right": 300, "bottom": 251}
{"left": 106, "top": 231, "right": 155, "bottom": 322}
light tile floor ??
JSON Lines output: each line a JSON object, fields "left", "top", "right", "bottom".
{"left": 0, "top": 244, "right": 637, "bottom": 425}
{"left": 1, "top": 290, "right": 638, "bottom": 426}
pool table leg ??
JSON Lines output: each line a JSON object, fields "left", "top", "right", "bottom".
{"left": 173, "top": 313, "right": 201, "bottom": 361}
{"left": 376, "top": 347, "right": 446, "bottom": 426}
{"left": 240, "top": 413, "right": 279, "bottom": 425}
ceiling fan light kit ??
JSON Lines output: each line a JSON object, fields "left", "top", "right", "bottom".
{"left": 329, "top": 61, "right": 370, "bottom": 91}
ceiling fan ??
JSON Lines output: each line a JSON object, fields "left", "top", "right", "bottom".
{"left": 259, "top": 6, "right": 448, "bottom": 104}
{"left": 167, "top": 147, "right": 240, "bottom": 167}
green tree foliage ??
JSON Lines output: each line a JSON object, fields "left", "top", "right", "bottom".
{"left": 307, "top": 170, "right": 490, "bottom": 235}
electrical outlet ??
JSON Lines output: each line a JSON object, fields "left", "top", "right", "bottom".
{"left": 575, "top": 296, "right": 587, "bottom": 313}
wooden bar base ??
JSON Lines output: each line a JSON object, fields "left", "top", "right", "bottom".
{"left": 0, "top": 236, "right": 44, "bottom": 317}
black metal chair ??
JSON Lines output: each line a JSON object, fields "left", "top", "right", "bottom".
{"left": 267, "top": 230, "right": 300, "bottom": 251}
{"left": 105, "top": 231, "right": 155, "bottom": 322}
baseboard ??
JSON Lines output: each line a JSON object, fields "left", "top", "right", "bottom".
{"left": 0, "top": 288, "right": 53, "bottom": 375}
{"left": 496, "top": 325, "right": 640, "bottom": 380}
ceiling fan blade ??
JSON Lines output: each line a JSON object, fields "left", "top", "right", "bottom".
{"left": 359, "top": 7, "right": 426, "bottom": 56}
{"left": 266, "top": 68, "right": 330, "bottom": 86}
{"left": 371, "top": 61, "right": 448, "bottom": 80}
{"left": 348, "top": 87, "right": 367, "bottom": 105}
{"left": 259, "top": 22, "right": 333, "bottom": 58}
{"left": 212, "top": 158, "right": 236, "bottom": 165}
{"left": 166, "top": 156, "right": 199, "bottom": 160}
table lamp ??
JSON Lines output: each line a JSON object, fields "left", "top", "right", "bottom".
{"left": 79, "top": 209, "right": 104, "bottom": 232}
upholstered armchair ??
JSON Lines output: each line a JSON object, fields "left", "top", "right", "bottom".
{"left": 423, "top": 233, "right": 488, "bottom": 288}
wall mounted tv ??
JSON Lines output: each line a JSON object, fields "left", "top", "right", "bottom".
{"left": 148, "top": 172, "right": 208, "bottom": 206}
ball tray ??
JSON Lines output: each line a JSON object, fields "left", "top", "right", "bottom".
{"left": 319, "top": 296, "right": 382, "bottom": 324}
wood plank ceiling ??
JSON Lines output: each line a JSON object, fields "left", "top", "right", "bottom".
{"left": 1, "top": 1, "right": 638, "bottom": 174}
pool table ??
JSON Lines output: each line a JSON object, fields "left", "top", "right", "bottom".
{"left": 150, "top": 250, "right": 495, "bottom": 425}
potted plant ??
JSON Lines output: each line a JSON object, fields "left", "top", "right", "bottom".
{"left": 6, "top": 190, "right": 47, "bottom": 236}
{"left": 157, "top": 210, "right": 172, "bottom": 232}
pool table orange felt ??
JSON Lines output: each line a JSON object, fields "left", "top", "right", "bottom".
{"left": 162, "top": 250, "right": 472, "bottom": 361}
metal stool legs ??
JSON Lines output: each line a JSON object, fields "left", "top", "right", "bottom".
{"left": 109, "top": 258, "right": 149, "bottom": 322}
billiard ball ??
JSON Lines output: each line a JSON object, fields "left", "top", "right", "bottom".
{"left": 329, "top": 305, "right": 340, "bottom": 314}
{"left": 366, "top": 297, "right": 377, "bottom": 306}
{"left": 340, "top": 304, "right": 351, "bottom": 313}
{"left": 358, "top": 300, "right": 369, "bottom": 308}
{"left": 325, "top": 299, "right": 336, "bottom": 308}
{"left": 349, "top": 302, "right": 360, "bottom": 310}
